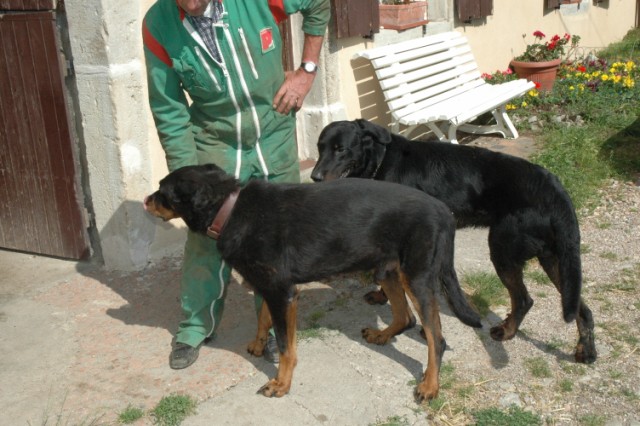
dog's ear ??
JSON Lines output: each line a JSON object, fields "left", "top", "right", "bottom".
{"left": 355, "top": 119, "right": 392, "bottom": 145}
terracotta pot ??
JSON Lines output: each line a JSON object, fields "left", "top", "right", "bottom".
{"left": 379, "top": 1, "right": 428, "bottom": 31}
{"left": 510, "top": 58, "right": 562, "bottom": 92}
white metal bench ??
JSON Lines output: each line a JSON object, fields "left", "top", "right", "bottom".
{"left": 354, "top": 31, "right": 535, "bottom": 144}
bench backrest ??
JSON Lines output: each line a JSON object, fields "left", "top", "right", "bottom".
{"left": 354, "top": 31, "right": 486, "bottom": 122}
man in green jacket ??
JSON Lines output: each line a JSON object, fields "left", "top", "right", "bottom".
{"left": 143, "top": 0, "right": 330, "bottom": 369}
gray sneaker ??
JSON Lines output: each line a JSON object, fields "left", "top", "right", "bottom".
{"left": 263, "top": 335, "right": 279, "bottom": 364}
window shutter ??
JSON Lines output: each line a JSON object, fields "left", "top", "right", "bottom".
{"left": 456, "top": 0, "right": 493, "bottom": 22}
{"left": 332, "top": 0, "right": 379, "bottom": 39}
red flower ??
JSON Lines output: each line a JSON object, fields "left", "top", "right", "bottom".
{"left": 578, "top": 65, "right": 587, "bottom": 72}
{"left": 551, "top": 34, "right": 561, "bottom": 42}
{"left": 533, "top": 30, "right": 546, "bottom": 38}
{"left": 534, "top": 82, "right": 541, "bottom": 89}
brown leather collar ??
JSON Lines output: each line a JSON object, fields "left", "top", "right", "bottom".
{"left": 206, "top": 189, "right": 240, "bottom": 240}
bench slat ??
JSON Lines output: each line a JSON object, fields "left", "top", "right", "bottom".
{"left": 376, "top": 48, "right": 474, "bottom": 82}
{"left": 353, "top": 31, "right": 462, "bottom": 61}
{"left": 386, "top": 67, "right": 482, "bottom": 108}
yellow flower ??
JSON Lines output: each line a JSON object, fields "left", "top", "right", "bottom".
{"left": 626, "top": 61, "right": 635, "bottom": 71}
{"left": 578, "top": 83, "right": 585, "bottom": 92}
{"left": 623, "top": 76, "right": 635, "bottom": 88}
{"left": 601, "top": 74, "right": 609, "bottom": 81}
{"left": 613, "top": 75, "right": 622, "bottom": 84}
{"left": 569, "top": 86, "right": 575, "bottom": 90}
{"left": 527, "top": 89, "right": 539, "bottom": 97}
{"left": 521, "top": 101, "right": 528, "bottom": 108}
{"left": 506, "top": 103, "right": 516, "bottom": 110}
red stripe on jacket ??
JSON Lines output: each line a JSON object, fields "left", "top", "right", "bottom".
{"left": 268, "top": 0, "right": 287, "bottom": 23}
{"left": 142, "top": 20, "right": 172, "bottom": 68}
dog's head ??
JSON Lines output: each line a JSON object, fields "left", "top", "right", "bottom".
{"left": 310, "top": 119, "right": 392, "bottom": 182}
{"left": 144, "top": 164, "right": 239, "bottom": 233}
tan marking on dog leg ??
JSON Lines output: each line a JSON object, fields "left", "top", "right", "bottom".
{"left": 399, "top": 272, "right": 441, "bottom": 402}
{"left": 362, "top": 267, "right": 415, "bottom": 345}
{"left": 247, "top": 301, "right": 272, "bottom": 357}
{"left": 259, "top": 288, "right": 299, "bottom": 397}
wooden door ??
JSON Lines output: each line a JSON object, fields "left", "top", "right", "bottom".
{"left": 0, "top": 6, "right": 90, "bottom": 260}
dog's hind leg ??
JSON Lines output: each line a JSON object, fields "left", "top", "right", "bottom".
{"left": 488, "top": 224, "right": 534, "bottom": 341}
{"left": 488, "top": 266, "right": 533, "bottom": 341}
{"left": 247, "top": 301, "right": 272, "bottom": 357}
{"left": 538, "top": 255, "right": 597, "bottom": 364}
{"left": 400, "top": 271, "right": 445, "bottom": 402}
{"left": 362, "top": 263, "right": 416, "bottom": 345}
{"left": 258, "top": 286, "right": 300, "bottom": 397}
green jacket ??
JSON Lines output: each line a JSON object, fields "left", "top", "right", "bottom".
{"left": 143, "top": 0, "right": 330, "bottom": 175}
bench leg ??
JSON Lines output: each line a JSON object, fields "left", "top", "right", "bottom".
{"left": 456, "top": 106, "right": 519, "bottom": 140}
{"left": 426, "top": 122, "right": 448, "bottom": 142}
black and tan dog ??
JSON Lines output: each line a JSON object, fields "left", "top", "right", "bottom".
{"left": 145, "top": 163, "right": 481, "bottom": 401}
{"left": 311, "top": 119, "right": 596, "bottom": 365}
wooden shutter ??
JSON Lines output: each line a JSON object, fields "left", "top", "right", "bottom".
{"left": 456, "top": 0, "right": 493, "bottom": 22}
{"left": 0, "top": 0, "right": 55, "bottom": 10}
{"left": 333, "top": 0, "right": 379, "bottom": 39}
{"left": 548, "top": 0, "right": 582, "bottom": 8}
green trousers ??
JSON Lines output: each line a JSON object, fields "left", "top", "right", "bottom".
{"left": 175, "top": 145, "right": 300, "bottom": 348}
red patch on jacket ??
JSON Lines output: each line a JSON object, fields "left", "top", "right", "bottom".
{"left": 260, "top": 28, "right": 275, "bottom": 53}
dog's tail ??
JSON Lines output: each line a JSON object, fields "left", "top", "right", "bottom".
{"left": 551, "top": 208, "right": 583, "bottom": 323}
{"left": 441, "top": 267, "right": 483, "bottom": 328}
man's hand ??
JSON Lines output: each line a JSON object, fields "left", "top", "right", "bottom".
{"left": 272, "top": 68, "right": 316, "bottom": 115}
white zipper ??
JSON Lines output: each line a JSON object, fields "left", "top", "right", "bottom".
{"left": 195, "top": 47, "right": 221, "bottom": 92}
{"left": 238, "top": 28, "right": 259, "bottom": 80}
{"left": 223, "top": 23, "right": 270, "bottom": 179}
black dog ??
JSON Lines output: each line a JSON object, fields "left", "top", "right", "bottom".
{"left": 311, "top": 119, "right": 596, "bottom": 364}
{"left": 145, "top": 164, "right": 481, "bottom": 401}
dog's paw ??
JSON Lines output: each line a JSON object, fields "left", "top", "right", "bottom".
{"left": 258, "top": 379, "right": 290, "bottom": 398}
{"left": 361, "top": 328, "right": 391, "bottom": 345}
{"left": 489, "top": 318, "right": 517, "bottom": 341}
{"left": 414, "top": 383, "right": 438, "bottom": 403}
{"left": 363, "top": 290, "right": 388, "bottom": 305}
{"left": 575, "top": 342, "right": 597, "bottom": 364}
{"left": 247, "top": 339, "right": 266, "bottom": 357}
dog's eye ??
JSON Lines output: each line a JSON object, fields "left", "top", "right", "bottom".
{"left": 334, "top": 145, "right": 345, "bottom": 153}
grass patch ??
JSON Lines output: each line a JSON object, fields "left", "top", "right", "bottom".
{"left": 150, "top": 394, "right": 197, "bottom": 426}
{"left": 599, "top": 251, "right": 618, "bottom": 260}
{"left": 524, "top": 269, "right": 552, "bottom": 286}
{"left": 558, "top": 379, "right": 574, "bottom": 392}
{"left": 472, "top": 405, "right": 542, "bottom": 426}
{"left": 524, "top": 357, "right": 552, "bottom": 378}
{"left": 372, "top": 415, "right": 410, "bottom": 426}
{"left": 578, "top": 414, "right": 607, "bottom": 426}
{"left": 439, "top": 361, "right": 457, "bottom": 390}
{"left": 118, "top": 405, "right": 145, "bottom": 424}
{"left": 462, "top": 271, "right": 508, "bottom": 316}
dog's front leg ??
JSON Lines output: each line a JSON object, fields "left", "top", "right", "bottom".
{"left": 258, "top": 287, "right": 299, "bottom": 397}
{"left": 247, "top": 301, "right": 272, "bottom": 357}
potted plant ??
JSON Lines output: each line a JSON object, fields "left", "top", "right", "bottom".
{"left": 510, "top": 31, "right": 580, "bottom": 91}
{"left": 379, "top": 0, "right": 428, "bottom": 31}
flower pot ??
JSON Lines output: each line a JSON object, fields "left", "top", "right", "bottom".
{"left": 510, "top": 58, "right": 562, "bottom": 92}
{"left": 379, "top": 2, "right": 428, "bottom": 31}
